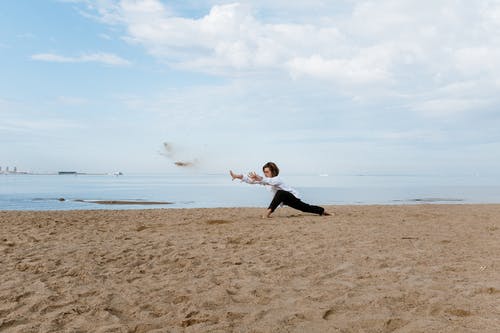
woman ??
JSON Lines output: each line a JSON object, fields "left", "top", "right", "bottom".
{"left": 230, "top": 162, "right": 331, "bottom": 218}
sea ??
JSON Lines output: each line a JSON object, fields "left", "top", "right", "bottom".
{"left": 1, "top": 173, "right": 500, "bottom": 211}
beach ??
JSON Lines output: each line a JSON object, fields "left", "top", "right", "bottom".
{"left": 1, "top": 204, "right": 499, "bottom": 332}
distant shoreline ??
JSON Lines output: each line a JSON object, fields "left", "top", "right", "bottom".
{"left": 1, "top": 172, "right": 120, "bottom": 176}
{"left": 3, "top": 203, "right": 500, "bottom": 213}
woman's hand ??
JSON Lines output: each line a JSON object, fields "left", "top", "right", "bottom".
{"left": 249, "top": 172, "right": 262, "bottom": 181}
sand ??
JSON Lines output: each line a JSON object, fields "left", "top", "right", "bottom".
{"left": 1, "top": 204, "right": 500, "bottom": 332}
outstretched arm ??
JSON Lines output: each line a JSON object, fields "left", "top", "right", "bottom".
{"left": 230, "top": 170, "right": 261, "bottom": 184}
{"left": 249, "top": 172, "right": 285, "bottom": 187}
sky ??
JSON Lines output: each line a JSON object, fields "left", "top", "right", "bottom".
{"left": 1, "top": 0, "right": 500, "bottom": 176}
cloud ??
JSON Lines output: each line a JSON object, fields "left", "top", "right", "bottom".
{"left": 81, "top": 2, "right": 344, "bottom": 73}
{"left": 17, "top": 33, "right": 36, "bottom": 39}
{"left": 286, "top": 52, "right": 391, "bottom": 85}
{"left": 99, "top": 33, "right": 112, "bottom": 40}
{"left": 0, "top": 118, "right": 81, "bottom": 133}
{"left": 84, "top": 3, "right": 494, "bottom": 69}
{"left": 69, "top": 0, "right": 500, "bottom": 119}
{"left": 55, "top": 96, "right": 89, "bottom": 106}
{"left": 412, "top": 98, "right": 491, "bottom": 117}
{"left": 31, "top": 52, "right": 131, "bottom": 66}
{"left": 454, "top": 47, "right": 500, "bottom": 76}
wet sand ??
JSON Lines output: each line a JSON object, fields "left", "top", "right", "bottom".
{"left": 1, "top": 205, "right": 500, "bottom": 332}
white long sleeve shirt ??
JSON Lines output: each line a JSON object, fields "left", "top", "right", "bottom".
{"left": 241, "top": 174, "right": 300, "bottom": 198}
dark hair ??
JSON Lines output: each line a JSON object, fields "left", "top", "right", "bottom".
{"left": 262, "top": 162, "right": 279, "bottom": 177}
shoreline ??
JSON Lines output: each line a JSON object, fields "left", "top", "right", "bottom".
{"left": 2, "top": 202, "right": 500, "bottom": 213}
{"left": 2, "top": 204, "right": 500, "bottom": 332}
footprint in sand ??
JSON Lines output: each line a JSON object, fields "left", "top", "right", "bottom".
{"left": 446, "top": 308, "right": 472, "bottom": 317}
{"left": 205, "top": 219, "right": 232, "bottom": 225}
{"left": 322, "top": 308, "right": 336, "bottom": 320}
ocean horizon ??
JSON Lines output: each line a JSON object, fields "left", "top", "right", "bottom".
{"left": 1, "top": 172, "right": 500, "bottom": 211}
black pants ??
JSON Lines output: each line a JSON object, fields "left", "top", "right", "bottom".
{"left": 268, "top": 190, "right": 325, "bottom": 215}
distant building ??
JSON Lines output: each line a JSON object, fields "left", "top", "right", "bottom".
{"left": 58, "top": 171, "right": 77, "bottom": 175}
